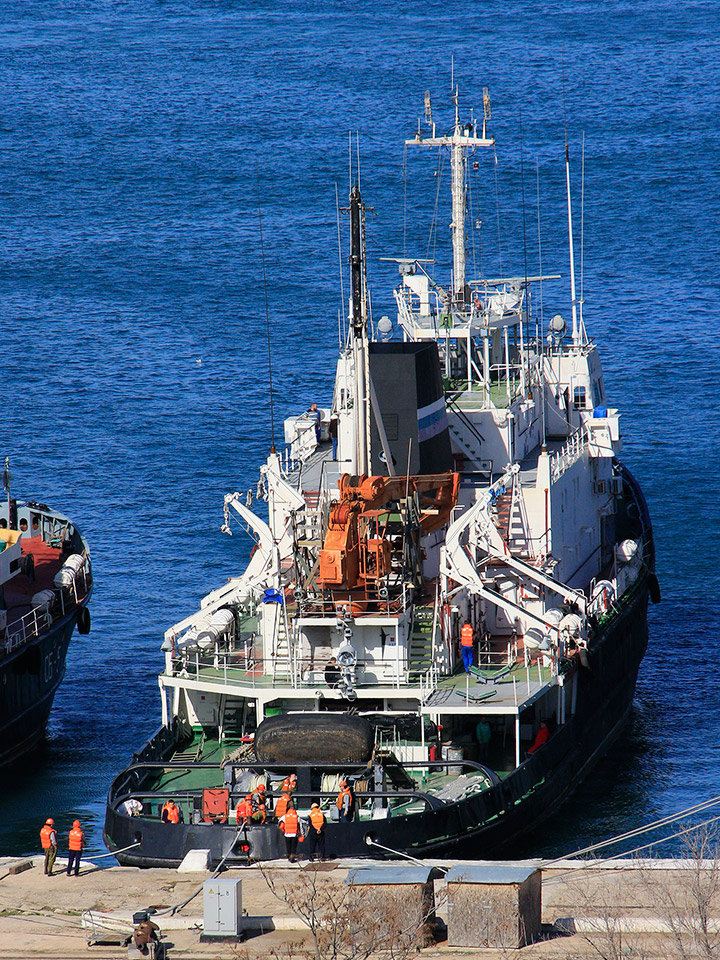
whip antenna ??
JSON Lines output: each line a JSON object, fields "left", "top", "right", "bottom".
{"left": 256, "top": 163, "right": 276, "bottom": 453}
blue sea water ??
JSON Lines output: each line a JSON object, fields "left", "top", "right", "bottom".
{"left": 0, "top": 0, "right": 719, "bottom": 861}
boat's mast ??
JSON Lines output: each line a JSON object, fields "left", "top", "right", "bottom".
{"left": 350, "top": 185, "right": 369, "bottom": 474}
{"left": 450, "top": 88, "right": 466, "bottom": 300}
{"left": 565, "top": 141, "right": 580, "bottom": 346}
{"left": 407, "top": 87, "right": 494, "bottom": 307}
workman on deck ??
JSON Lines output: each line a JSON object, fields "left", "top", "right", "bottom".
{"left": 40, "top": 818, "right": 57, "bottom": 876}
{"left": 307, "top": 803, "right": 327, "bottom": 861}
{"left": 307, "top": 402, "right": 321, "bottom": 443}
{"left": 275, "top": 791, "right": 292, "bottom": 820}
{"left": 161, "top": 799, "right": 180, "bottom": 824}
{"left": 251, "top": 784, "right": 268, "bottom": 823}
{"left": 324, "top": 657, "right": 341, "bottom": 688}
{"left": 237, "top": 794, "right": 252, "bottom": 824}
{"left": 281, "top": 773, "right": 297, "bottom": 794}
{"left": 336, "top": 780, "right": 354, "bottom": 823}
{"left": 528, "top": 720, "right": 550, "bottom": 755}
{"left": 461, "top": 620, "right": 475, "bottom": 672}
{"left": 66, "top": 820, "right": 84, "bottom": 877}
{"left": 279, "top": 801, "right": 300, "bottom": 862}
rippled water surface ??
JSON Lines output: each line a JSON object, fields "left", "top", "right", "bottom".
{"left": 1, "top": 0, "right": 719, "bottom": 860}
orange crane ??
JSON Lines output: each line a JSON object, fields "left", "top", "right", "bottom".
{"left": 317, "top": 472, "right": 460, "bottom": 593}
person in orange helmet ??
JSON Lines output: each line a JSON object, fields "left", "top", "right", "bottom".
{"left": 274, "top": 791, "right": 292, "bottom": 820}
{"left": 39, "top": 818, "right": 57, "bottom": 876}
{"left": 66, "top": 820, "right": 84, "bottom": 877}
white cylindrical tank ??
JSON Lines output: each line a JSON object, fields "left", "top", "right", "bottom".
{"left": 544, "top": 608, "right": 564, "bottom": 626}
{"left": 616, "top": 539, "right": 639, "bottom": 563}
{"left": 53, "top": 554, "right": 85, "bottom": 589}
{"left": 524, "top": 627, "right": 550, "bottom": 650}
{"left": 31, "top": 589, "right": 55, "bottom": 611}
{"left": 196, "top": 608, "right": 235, "bottom": 649}
{"left": 591, "top": 579, "right": 616, "bottom": 614}
{"left": 559, "top": 613, "right": 583, "bottom": 639}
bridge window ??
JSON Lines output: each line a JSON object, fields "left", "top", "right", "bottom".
{"left": 573, "top": 386, "right": 587, "bottom": 410}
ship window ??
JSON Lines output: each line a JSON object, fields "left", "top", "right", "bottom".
{"left": 573, "top": 386, "right": 587, "bottom": 410}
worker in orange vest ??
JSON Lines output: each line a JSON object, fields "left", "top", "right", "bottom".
{"left": 275, "top": 791, "right": 292, "bottom": 820}
{"left": 40, "top": 818, "right": 57, "bottom": 876}
{"left": 281, "top": 773, "right": 297, "bottom": 794}
{"left": 251, "top": 784, "right": 267, "bottom": 823}
{"left": 161, "top": 800, "right": 180, "bottom": 824}
{"left": 279, "top": 801, "right": 300, "bottom": 862}
{"left": 66, "top": 820, "right": 84, "bottom": 877}
{"left": 237, "top": 794, "right": 252, "bottom": 824}
{"left": 336, "top": 780, "right": 354, "bottom": 823}
{"left": 460, "top": 620, "right": 474, "bottom": 673}
{"left": 307, "top": 803, "right": 326, "bottom": 861}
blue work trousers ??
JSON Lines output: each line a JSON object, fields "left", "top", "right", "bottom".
{"left": 462, "top": 645, "right": 474, "bottom": 672}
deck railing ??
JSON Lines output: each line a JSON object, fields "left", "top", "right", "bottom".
{"left": 169, "top": 649, "right": 435, "bottom": 691}
{"left": 1, "top": 555, "right": 91, "bottom": 655}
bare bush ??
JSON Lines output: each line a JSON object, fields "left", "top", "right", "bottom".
{"left": 642, "top": 825, "right": 720, "bottom": 960}
{"left": 251, "top": 865, "right": 434, "bottom": 960}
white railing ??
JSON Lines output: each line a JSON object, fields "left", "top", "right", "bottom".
{"left": 550, "top": 428, "right": 587, "bottom": 482}
{"left": 1, "top": 560, "right": 91, "bottom": 655}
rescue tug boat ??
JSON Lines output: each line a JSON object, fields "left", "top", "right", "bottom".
{"left": 0, "top": 463, "right": 92, "bottom": 766}
{"left": 105, "top": 89, "right": 658, "bottom": 867}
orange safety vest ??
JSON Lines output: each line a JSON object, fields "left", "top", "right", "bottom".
{"left": 40, "top": 824, "right": 56, "bottom": 849}
{"left": 310, "top": 808, "right": 325, "bottom": 832}
{"left": 162, "top": 802, "right": 180, "bottom": 824}
{"left": 461, "top": 623, "right": 474, "bottom": 647}
{"left": 336, "top": 786, "right": 352, "bottom": 812}
{"left": 275, "top": 793, "right": 291, "bottom": 819}
{"left": 68, "top": 827, "right": 83, "bottom": 851}
{"left": 237, "top": 798, "right": 252, "bottom": 822}
{"left": 281, "top": 777, "right": 296, "bottom": 793}
{"left": 282, "top": 809, "right": 299, "bottom": 836}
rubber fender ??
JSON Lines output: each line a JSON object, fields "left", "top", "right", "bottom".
{"left": 77, "top": 606, "right": 91, "bottom": 635}
{"left": 255, "top": 712, "right": 374, "bottom": 764}
{"left": 648, "top": 573, "right": 661, "bottom": 604}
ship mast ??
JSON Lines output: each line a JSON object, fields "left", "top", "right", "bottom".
{"left": 349, "top": 184, "right": 369, "bottom": 474}
{"left": 407, "top": 86, "right": 494, "bottom": 306}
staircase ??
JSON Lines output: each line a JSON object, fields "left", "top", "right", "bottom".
{"left": 374, "top": 749, "right": 417, "bottom": 790}
{"left": 408, "top": 605, "right": 435, "bottom": 678}
{"left": 269, "top": 606, "right": 293, "bottom": 681}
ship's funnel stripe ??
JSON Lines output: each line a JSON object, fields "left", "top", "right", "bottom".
{"left": 418, "top": 397, "right": 448, "bottom": 442}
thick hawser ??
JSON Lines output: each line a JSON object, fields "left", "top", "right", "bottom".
{"left": 105, "top": 88, "right": 658, "bottom": 866}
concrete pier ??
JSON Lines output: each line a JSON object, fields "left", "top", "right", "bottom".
{"left": 0, "top": 855, "right": 716, "bottom": 958}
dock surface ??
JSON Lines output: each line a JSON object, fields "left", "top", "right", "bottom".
{"left": 0, "top": 855, "right": 715, "bottom": 958}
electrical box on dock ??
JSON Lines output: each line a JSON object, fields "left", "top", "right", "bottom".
{"left": 203, "top": 878, "right": 242, "bottom": 937}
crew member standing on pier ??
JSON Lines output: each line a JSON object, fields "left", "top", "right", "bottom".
{"left": 40, "top": 818, "right": 57, "bottom": 876}
{"left": 66, "top": 820, "right": 84, "bottom": 877}
{"left": 461, "top": 620, "right": 475, "bottom": 672}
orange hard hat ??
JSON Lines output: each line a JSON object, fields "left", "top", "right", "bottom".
{"left": 73, "top": 820, "right": 81, "bottom": 828}
{"left": 258, "top": 784, "right": 266, "bottom": 791}
{"left": 46, "top": 818, "right": 54, "bottom": 825}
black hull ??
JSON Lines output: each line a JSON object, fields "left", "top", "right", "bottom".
{"left": 0, "top": 599, "right": 90, "bottom": 768}
{"left": 104, "top": 573, "right": 650, "bottom": 867}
